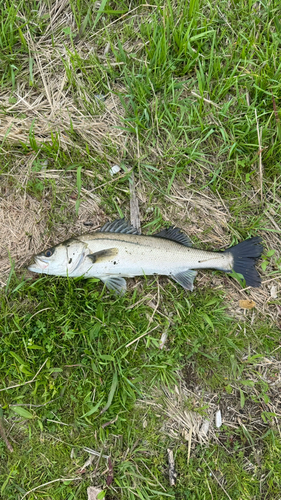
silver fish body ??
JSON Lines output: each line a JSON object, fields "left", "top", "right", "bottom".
{"left": 77, "top": 232, "right": 233, "bottom": 276}
{"left": 28, "top": 219, "right": 263, "bottom": 294}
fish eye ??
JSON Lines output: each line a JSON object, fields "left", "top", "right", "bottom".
{"left": 44, "top": 248, "right": 54, "bottom": 258}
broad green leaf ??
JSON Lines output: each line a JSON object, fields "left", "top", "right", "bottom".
{"left": 241, "top": 379, "right": 255, "bottom": 387}
{"left": 99, "top": 354, "right": 115, "bottom": 362}
{"left": 100, "top": 371, "right": 118, "bottom": 414}
{"left": 27, "top": 344, "right": 44, "bottom": 350}
{"left": 11, "top": 407, "right": 33, "bottom": 419}
{"left": 19, "top": 365, "right": 33, "bottom": 376}
{"left": 97, "top": 491, "right": 106, "bottom": 500}
{"left": 92, "top": 0, "right": 109, "bottom": 32}
{"left": 81, "top": 400, "right": 103, "bottom": 418}
{"left": 239, "top": 389, "right": 245, "bottom": 409}
{"left": 201, "top": 313, "right": 214, "bottom": 331}
{"left": 10, "top": 352, "right": 26, "bottom": 365}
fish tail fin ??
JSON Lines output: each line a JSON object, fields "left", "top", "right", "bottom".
{"left": 224, "top": 236, "right": 263, "bottom": 287}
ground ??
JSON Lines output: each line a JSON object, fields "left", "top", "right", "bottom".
{"left": 0, "top": 1, "right": 281, "bottom": 499}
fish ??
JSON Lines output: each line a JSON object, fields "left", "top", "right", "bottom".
{"left": 28, "top": 219, "right": 263, "bottom": 294}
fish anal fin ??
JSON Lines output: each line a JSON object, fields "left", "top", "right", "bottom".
{"left": 172, "top": 270, "right": 197, "bottom": 291}
{"left": 101, "top": 276, "right": 127, "bottom": 295}
{"left": 154, "top": 227, "right": 192, "bottom": 247}
{"left": 88, "top": 248, "right": 118, "bottom": 263}
{"left": 100, "top": 219, "right": 139, "bottom": 235}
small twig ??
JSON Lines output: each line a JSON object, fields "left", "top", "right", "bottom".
{"left": 101, "top": 415, "right": 118, "bottom": 428}
{"left": 10, "top": 399, "right": 56, "bottom": 408}
{"left": 261, "top": 276, "right": 281, "bottom": 284}
{"left": 255, "top": 109, "right": 263, "bottom": 202}
{"left": 0, "top": 358, "right": 48, "bottom": 392}
{"left": 23, "top": 308, "right": 52, "bottom": 326}
{"left": 187, "top": 426, "right": 192, "bottom": 464}
{"left": 93, "top": 446, "right": 105, "bottom": 476}
{"left": 83, "top": 447, "right": 109, "bottom": 459}
{"left": 141, "top": 459, "right": 167, "bottom": 491}
{"left": 20, "top": 477, "right": 81, "bottom": 500}
{"left": 129, "top": 171, "right": 141, "bottom": 233}
{"left": 216, "top": 6, "right": 236, "bottom": 34}
{"left": 126, "top": 324, "right": 160, "bottom": 348}
{"left": 147, "top": 285, "right": 160, "bottom": 330}
{"left": 0, "top": 416, "right": 13, "bottom": 452}
{"left": 191, "top": 91, "right": 221, "bottom": 109}
{"left": 46, "top": 419, "right": 70, "bottom": 426}
{"left": 203, "top": 459, "right": 233, "bottom": 500}
{"left": 63, "top": 364, "right": 85, "bottom": 368}
{"left": 90, "top": 4, "right": 157, "bottom": 39}
{"left": 206, "top": 478, "right": 214, "bottom": 500}
{"left": 106, "top": 456, "right": 114, "bottom": 486}
{"left": 167, "top": 448, "right": 177, "bottom": 486}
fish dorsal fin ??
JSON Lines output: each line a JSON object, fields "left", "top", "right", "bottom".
{"left": 154, "top": 226, "right": 192, "bottom": 247}
{"left": 172, "top": 270, "right": 197, "bottom": 291}
{"left": 100, "top": 219, "right": 139, "bottom": 235}
{"left": 100, "top": 276, "right": 127, "bottom": 295}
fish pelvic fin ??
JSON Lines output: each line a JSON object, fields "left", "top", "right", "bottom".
{"left": 224, "top": 236, "right": 263, "bottom": 287}
{"left": 101, "top": 276, "right": 127, "bottom": 295}
{"left": 172, "top": 270, "right": 197, "bottom": 291}
{"left": 88, "top": 248, "right": 118, "bottom": 263}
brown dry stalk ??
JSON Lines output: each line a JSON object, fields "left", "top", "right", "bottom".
{"left": 255, "top": 108, "right": 263, "bottom": 203}
{"left": 0, "top": 358, "right": 48, "bottom": 392}
{"left": 20, "top": 477, "right": 81, "bottom": 500}
{"left": 0, "top": 417, "right": 14, "bottom": 453}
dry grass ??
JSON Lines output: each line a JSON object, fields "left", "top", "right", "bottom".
{"left": 0, "top": 2, "right": 129, "bottom": 284}
{"left": 141, "top": 356, "right": 281, "bottom": 453}
{"left": 0, "top": 194, "right": 48, "bottom": 285}
{"left": 0, "top": 2, "right": 127, "bottom": 156}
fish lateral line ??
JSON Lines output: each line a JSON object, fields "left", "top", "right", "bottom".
{"left": 197, "top": 256, "right": 225, "bottom": 263}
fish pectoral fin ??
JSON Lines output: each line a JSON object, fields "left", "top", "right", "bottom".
{"left": 172, "top": 270, "right": 197, "bottom": 291}
{"left": 88, "top": 248, "right": 118, "bottom": 263}
{"left": 101, "top": 276, "right": 127, "bottom": 295}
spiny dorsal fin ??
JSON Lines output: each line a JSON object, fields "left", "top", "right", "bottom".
{"left": 100, "top": 219, "right": 139, "bottom": 235}
{"left": 88, "top": 248, "right": 118, "bottom": 263}
{"left": 154, "top": 226, "right": 192, "bottom": 247}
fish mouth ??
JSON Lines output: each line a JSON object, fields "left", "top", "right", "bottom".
{"left": 28, "top": 257, "right": 49, "bottom": 272}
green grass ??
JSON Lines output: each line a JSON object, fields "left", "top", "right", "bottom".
{"left": 1, "top": 0, "right": 281, "bottom": 499}
{"left": 1, "top": 275, "right": 281, "bottom": 499}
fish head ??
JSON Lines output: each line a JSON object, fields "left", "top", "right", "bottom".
{"left": 28, "top": 238, "right": 87, "bottom": 276}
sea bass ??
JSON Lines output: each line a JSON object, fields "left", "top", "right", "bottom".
{"left": 28, "top": 219, "right": 263, "bottom": 294}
